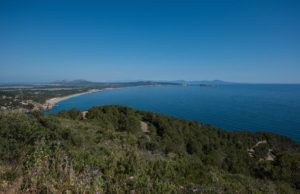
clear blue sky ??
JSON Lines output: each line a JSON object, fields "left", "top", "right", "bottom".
{"left": 0, "top": 0, "right": 299, "bottom": 83}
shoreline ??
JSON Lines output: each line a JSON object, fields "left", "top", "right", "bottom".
{"left": 42, "top": 85, "right": 160, "bottom": 110}
{"left": 44, "top": 88, "right": 106, "bottom": 110}
{"left": 42, "top": 84, "right": 177, "bottom": 110}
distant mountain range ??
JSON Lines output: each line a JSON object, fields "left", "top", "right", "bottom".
{"left": 51, "top": 79, "right": 93, "bottom": 84}
{"left": 50, "top": 79, "right": 106, "bottom": 86}
{"left": 158, "top": 79, "right": 236, "bottom": 86}
{"left": 50, "top": 79, "right": 235, "bottom": 86}
{"left": 0, "top": 79, "right": 236, "bottom": 87}
{"left": 188, "top": 80, "right": 235, "bottom": 85}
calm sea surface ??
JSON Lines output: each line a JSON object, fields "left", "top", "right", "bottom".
{"left": 50, "top": 84, "right": 300, "bottom": 142}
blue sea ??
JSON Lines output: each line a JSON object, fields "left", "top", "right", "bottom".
{"left": 50, "top": 84, "right": 300, "bottom": 142}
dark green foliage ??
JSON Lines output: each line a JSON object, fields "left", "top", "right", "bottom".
{"left": 87, "top": 106, "right": 141, "bottom": 133}
{"left": 58, "top": 109, "right": 81, "bottom": 120}
{"left": 253, "top": 143, "right": 269, "bottom": 159}
{"left": 0, "top": 105, "right": 299, "bottom": 193}
{"left": 0, "top": 169, "right": 18, "bottom": 182}
{"left": 272, "top": 152, "right": 300, "bottom": 189}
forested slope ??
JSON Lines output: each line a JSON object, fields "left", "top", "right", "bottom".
{"left": 0, "top": 106, "right": 299, "bottom": 193}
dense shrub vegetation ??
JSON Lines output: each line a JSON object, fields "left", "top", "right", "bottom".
{"left": 0, "top": 105, "right": 299, "bottom": 193}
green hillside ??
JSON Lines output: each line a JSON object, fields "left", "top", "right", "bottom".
{"left": 0, "top": 106, "right": 299, "bottom": 193}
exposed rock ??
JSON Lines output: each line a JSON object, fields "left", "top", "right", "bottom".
{"left": 140, "top": 121, "right": 149, "bottom": 133}
{"left": 81, "top": 111, "right": 88, "bottom": 119}
{"left": 247, "top": 140, "right": 276, "bottom": 161}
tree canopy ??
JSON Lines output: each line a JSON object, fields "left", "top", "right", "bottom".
{"left": 0, "top": 105, "right": 299, "bottom": 193}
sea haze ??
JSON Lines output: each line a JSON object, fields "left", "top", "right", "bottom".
{"left": 50, "top": 84, "right": 300, "bottom": 142}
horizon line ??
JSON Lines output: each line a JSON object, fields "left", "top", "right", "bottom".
{"left": 0, "top": 79, "right": 300, "bottom": 85}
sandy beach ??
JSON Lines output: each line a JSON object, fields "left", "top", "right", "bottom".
{"left": 44, "top": 89, "right": 103, "bottom": 109}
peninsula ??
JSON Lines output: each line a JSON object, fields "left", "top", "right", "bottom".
{"left": 0, "top": 80, "right": 181, "bottom": 112}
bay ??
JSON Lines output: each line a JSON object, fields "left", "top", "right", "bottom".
{"left": 49, "top": 84, "right": 300, "bottom": 142}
